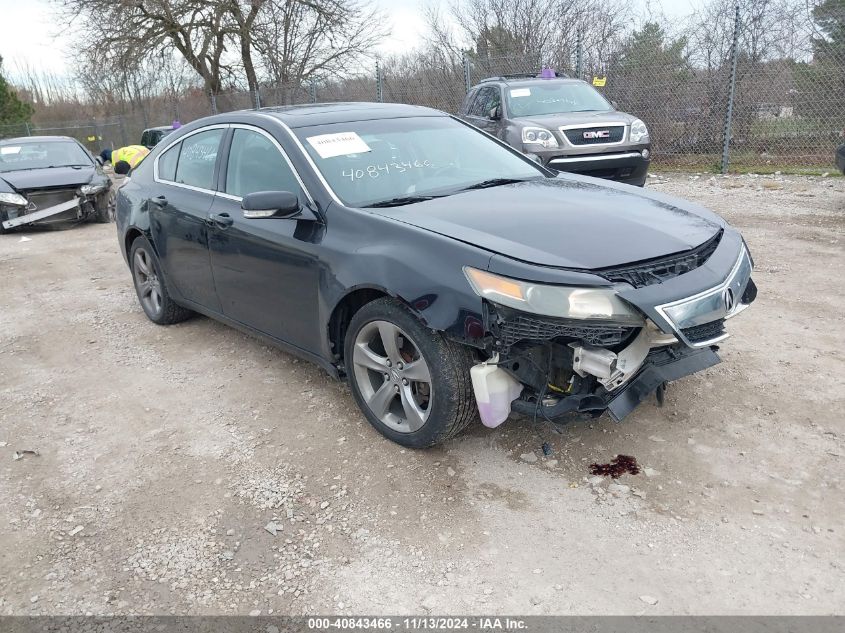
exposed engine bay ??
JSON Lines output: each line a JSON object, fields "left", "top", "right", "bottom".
{"left": 469, "top": 245, "right": 757, "bottom": 428}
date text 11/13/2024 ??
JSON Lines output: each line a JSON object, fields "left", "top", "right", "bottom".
{"left": 306, "top": 617, "right": 528, "bottom": 630}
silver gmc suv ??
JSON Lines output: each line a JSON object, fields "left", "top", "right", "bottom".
{"left": 459, "top": 73, "right": 652, "bottom": 186}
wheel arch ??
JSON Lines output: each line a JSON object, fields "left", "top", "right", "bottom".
{"left": 327, "top": 285, "right": 429, "bottom": 372}
{"left": 124, "top": 227, "right": 146, "bottom": 263}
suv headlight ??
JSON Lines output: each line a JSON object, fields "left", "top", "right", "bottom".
{"left": 630, "top": 119, "right": 649, "bottom": 143}
{"left": 0, "top": 192, "right": 28, "bottom": 207}
{"left": 522, "top": 127, "right": 559, "bottom": 149}
{"left": 80, "top": 183, "right": 108, "bottom": 196}
{"left": 464, "top": 267, "right": 643, "bottom": 325}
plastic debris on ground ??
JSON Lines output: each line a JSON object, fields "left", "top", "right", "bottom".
{"left": 12, "top": 449, "right": 39, "bottom": 461}
{"left": 264, "top": 521, "right": 282, "bottom": 536}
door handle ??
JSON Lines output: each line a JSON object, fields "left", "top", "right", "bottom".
{"left": 151, "top": 195, "right": 167, "bottom": 208}
{"left": 208, "top": 212, "right": 234, "bottom": 228}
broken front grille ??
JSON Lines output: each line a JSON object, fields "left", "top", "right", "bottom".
{"left": 27, "top": 188, "right": 78, "bottom": 212}
{"left": 681, "top": 319, "right": 726, "bottom": 344}
{"left": 495, "top": 311, "right": 636, "bottom": 348}
{"left": 597, "top": 230, "right": 722, "bottom": 289}
{"left": 563, "top": 125, "right": 625, "bottom": 146}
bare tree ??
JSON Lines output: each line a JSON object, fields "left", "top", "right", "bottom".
{"left": 422, "top": 0, "right": 630, "bottom": 76}
{"left": 252, "top": 0, "right": 384, "bottom": 95}
{"left": 56, "top": 0, "right": 233, "bottom": 95}
{"left": 56, "top": 0, "right": 383, "bottom": 100}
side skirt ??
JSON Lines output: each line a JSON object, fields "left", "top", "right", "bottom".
{"left": 175, "top": 297, "right": 341, "bottom": 380}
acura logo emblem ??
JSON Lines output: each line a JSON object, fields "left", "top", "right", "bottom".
{"left": 723, "top": 287, "right": 736, "bottom": 313}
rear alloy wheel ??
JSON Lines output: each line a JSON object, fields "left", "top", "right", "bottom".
{"left": 129, "top": 236, "right": 192, "bottom": 325}
{"left": 345, "top": 298, "right": 478, "bottom": 448}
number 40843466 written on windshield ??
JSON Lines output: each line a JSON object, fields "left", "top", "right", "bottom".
{"left": 342, "top": 159, "right": 434, "bottom": 181}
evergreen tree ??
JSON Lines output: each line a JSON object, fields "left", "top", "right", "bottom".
{"left": 0, "top": 55, "right": 33, "bottom": 126}
{"left": 813, "top": 0, "right": 845, "bottom": 62}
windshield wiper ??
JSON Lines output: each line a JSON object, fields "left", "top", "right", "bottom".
{"left": 364, "top": 194, "right": 444, "bottom": 208}
{"left": 458, "top": 177, "right": 532, "bottom": 192}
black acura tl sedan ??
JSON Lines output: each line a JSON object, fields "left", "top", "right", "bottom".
{"left": 115, "top": 103, "right": 756, "bottom": 448}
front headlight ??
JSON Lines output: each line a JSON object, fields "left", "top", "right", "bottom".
{"left": 0, "top": 192, "right": 28, "bottom": 207}
{"left": 464, "top": 267, "right": 644, "bottom": 325}
{"left": 80, "top": 182, "right": 108, "bottom": 196}
{"left": 522, "top": 127, "right": 559, "bottom": 149}
{"left": 630, "top": 119, "right": 649, "bottom": 143}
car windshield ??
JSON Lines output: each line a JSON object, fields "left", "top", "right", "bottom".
{"left": 506, "top": 82, "right": 612, "bottom": 117}
{"left": 295, "top": 116, "right": 544, "bottom": 207}
{"left": 0, "top": 140, "right": 93, "bottom": 172}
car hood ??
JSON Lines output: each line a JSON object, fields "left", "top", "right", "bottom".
{"left": 371, "top": 176, "right": 724, "bottom": 270}
{"left": 0, "top": 165, "right": 97, "bottom": 192}
{"left": 513, "top": 110, "right": 637, "bottom": 130}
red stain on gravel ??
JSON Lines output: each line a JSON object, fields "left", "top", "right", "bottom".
{"left": 590, "top": 455, "right": 640, "bottom": 478}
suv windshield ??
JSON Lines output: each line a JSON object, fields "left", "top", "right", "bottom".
{"left": 0, "top": 140, "right": 93, "bottom": 172}
{"left": 506, "top": 82, "right": 612, "bottom": 117}
{"left": 296, "top": 116, "right": 544, "bottom": 207}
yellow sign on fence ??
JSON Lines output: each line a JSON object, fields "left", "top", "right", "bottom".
{"left": 592, "top": 76, "right": 607, "bottom": 87}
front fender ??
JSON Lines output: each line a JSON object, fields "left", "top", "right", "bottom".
{"left": 319, "top": 209, "right": 494, "bottom": 356}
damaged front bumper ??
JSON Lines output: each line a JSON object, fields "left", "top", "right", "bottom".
{"left": 1, "top": 188, "right": 108, "bottom": 231}
{"left": 1, "top": 198, "right": 81, "bottom": 230}
{"left": 472, "top": 232, "right": 756, "bottom": 425}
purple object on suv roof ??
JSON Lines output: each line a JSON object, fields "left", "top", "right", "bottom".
{"left": 539, "top": 67, "right": 556, "bottom": 79}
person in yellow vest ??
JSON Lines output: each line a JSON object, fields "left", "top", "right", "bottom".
{"left": 111, "top": 145, "right": 150, "bottom": 175}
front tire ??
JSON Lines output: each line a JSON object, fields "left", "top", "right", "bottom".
{"left": 345, "top": 298, "right": 478, "bottom": 448}
{"left": 93, "top": 191, "right": 114, "bottom": 223}
{"left": 129, "top": 236, "right": 192, "bottom": 325}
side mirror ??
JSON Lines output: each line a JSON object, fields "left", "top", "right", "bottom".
{"left": 611, "top": 100, "right": 619, "bottom": 110}
{"left": 489, "top": 105, "right": 501, "bottom": 120}
{"left": 242, "top": 191, "right": 301, "bottom": 219}
{"left": 95, "top": 156, "right": 104, "bottom": 166}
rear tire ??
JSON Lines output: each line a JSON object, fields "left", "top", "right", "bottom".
{"left": 344, "top": 298, "right": 478, "bottom": 448}
{"left": 129, "top": 235, "right": 192, "bottom": 325}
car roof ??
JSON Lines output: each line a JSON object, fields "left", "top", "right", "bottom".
{"left": 257, "top": 102, "right": 446, "bottom": 128}
{"left": 479, "top": 77, "right": 586, "bottom": 88}
{"left": 0, "top": 135, "right": 79, "bottom": 145}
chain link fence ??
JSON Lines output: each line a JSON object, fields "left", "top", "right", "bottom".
{"left": 3, "top": 3, "right": 842, "bottom": 173}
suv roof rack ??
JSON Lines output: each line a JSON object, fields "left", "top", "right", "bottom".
{"left": 479, "top": 71, "right": 569, "bottom": 83}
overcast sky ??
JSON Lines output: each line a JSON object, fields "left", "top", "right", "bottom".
{"left": 0, "top": 0, "right": 698, "bottom": 81}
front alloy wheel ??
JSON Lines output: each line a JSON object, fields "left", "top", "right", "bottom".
{"left": 344, "top": 298, "right": 478, "bottom": 448}
{"left": 352, "top": 320, "right": 433, "bottom": 433}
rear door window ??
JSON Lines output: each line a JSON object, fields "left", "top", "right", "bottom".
{"left": 157, "top": 142, "right": 180, "bottom": 181}
{"left": 174, "top": 129, "right": 223, "bottom": 190}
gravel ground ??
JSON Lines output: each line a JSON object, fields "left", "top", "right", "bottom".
{"left": 0, "top": 172, "right": 843, "bottom": 616}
